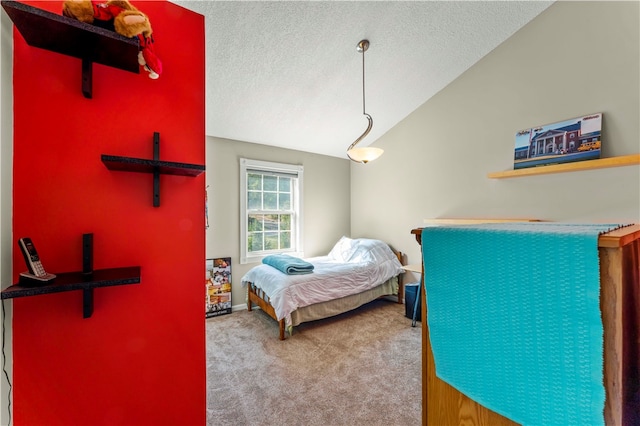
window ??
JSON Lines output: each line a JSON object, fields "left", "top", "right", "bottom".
{"left": 240, "top": 158, "right": 303, "bottom": 264}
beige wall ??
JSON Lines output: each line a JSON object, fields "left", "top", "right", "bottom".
{"left": 1, "top": 3, "right": 637, "bottom": 420}
{"left": 351, "top": 1, "right": 640, "bottom": 267}
{"left": 206, "top": 136, "right": 351, "bottom": 308}
{"left": 1, "top": 7, "right": 12, "bottom": 426}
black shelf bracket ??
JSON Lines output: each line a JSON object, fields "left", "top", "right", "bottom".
{"left": 101, "top": 132, "right": 205, "bottom": 207}
{"left": 82, "top": 59, "right": 93, "bottom": 99}
{"left": 153, "top": 132, "right": 161, "bottom": 207}
{"left": 83, "top": 288, "right": 94, "bottom": 318}
{"left": 82, "top": 232, "right": 94, "bottom": 317}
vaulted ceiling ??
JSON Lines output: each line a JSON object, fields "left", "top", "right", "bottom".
{"left": 173, "top": 1, "right": 553, "bottom": 159}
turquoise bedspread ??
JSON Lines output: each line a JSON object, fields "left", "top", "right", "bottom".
{"left": 262, "top": 254, "right": 314, "bottom": 275}
{"left": 423, "top": 222, "right": 626, "bottom": 425}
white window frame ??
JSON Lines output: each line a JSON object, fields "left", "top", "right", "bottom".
{"left": 240, "top": 158, "right": 304, "bottom": 264}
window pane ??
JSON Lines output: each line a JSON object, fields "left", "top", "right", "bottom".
{"left": 248, "top": 192, "right": 262, "bottom": 210}
{"left": 248, "top": 214, "right": 263, "bottom": 232}
{"left": 264, "top": 232, "right": 279, "bottom": 250}
{"left": 241, "top": 160, "right": 303, "bottom": 263}
{"left": 248, "top": 174, "right": 262, "bottom": 190}
{"left": 278, "top": 177, "right": 291, "bottom": 192}
{"left": 280, "top": 214, "right": 291, "bottom": 230}
{"left": 248, "top": 232, "right": 263, "bottom": 252}
{"left": 264, "top": 214, "right": 279, "bottom": 231}
{"left": 280, "top": 231, "right": 291, "bottom": 249}
{"left": 263, "top": 193, "right": 277, "bottom": 210}
{"left": 279, "top": 193, "right": 290, "bottom": 210}
{"left": 264, "top": 175, "right": 277, "bottom": 191}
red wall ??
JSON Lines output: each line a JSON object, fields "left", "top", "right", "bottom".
{"left": 10, "top": 1, "right": 206, "bottom": 424}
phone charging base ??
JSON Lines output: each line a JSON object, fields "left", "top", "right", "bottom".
{"left": 19, "top": 271, "right": 56, "bottom": 287}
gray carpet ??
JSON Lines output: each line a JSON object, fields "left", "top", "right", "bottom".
{"left": 206, "top": 298, "right": 422, "bottom": 426}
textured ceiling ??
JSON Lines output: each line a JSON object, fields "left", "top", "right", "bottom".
{"left": 172, "top": 1, "right": 553, "bottom": 159}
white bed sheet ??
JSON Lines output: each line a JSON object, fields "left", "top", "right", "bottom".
{"left": 241, "top": 253, "right": 403, "bottom": 327}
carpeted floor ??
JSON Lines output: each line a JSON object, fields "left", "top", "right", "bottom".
{"left": 205, "top": 298, "right": 422, "bottom": 426}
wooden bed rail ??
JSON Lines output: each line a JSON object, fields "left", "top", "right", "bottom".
{"left": 247, "top": 283, "right": 286, "bottom": 340}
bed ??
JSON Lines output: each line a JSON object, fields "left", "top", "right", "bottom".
{"left": 241, "top": 237, "right": 405, "bottom": 340}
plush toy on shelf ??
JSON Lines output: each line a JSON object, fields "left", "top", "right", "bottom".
{"left": 62, "top": 0, "right": 162, "bottom": 79}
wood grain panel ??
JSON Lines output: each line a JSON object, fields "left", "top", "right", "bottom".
{"left": 414, "top": 222, "right": 640, "bottom": 426}
{"left": 600, "top": 246, "right": 623, "bottom": 426}
{"left": 621, "top": 240, "right": 640, "bottom": 424}
{"left": 423, "top": 297, "right": 517, "bottom": 425}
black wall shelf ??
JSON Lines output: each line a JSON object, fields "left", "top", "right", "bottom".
{"left": 1, "top": 0, "right": 139, "bottom": 98}
{"left": 101, "top": 155, "right": 206, "bottom": 177}
{"left": 1, "top": 266, "right": 141, "bottom": 318}
{"left": 102, "top": 132, "right": 205, "bottom": 207}
{"left": 2, "top": 234, "right": 140, "bottom": 318}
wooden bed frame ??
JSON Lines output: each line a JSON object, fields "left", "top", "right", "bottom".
{"left": 247, "top": 250, "right": 405, "bottom": 340}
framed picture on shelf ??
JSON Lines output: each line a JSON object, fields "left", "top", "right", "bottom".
{"left": 514, "top": 112, "right": 602, "bottom": 170}
{"left": 205, "top": 257, "right": 232, "bottom": 318}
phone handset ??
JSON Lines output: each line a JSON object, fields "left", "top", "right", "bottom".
{"left": 18, "top": 237, "right": 56, "bottom": 285}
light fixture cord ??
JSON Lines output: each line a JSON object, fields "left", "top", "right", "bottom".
{"left": 347, "top": 40, "right": 374, "bottom": 159}
{"left": 361, "top": 46, "right": 366, "bottom": 115}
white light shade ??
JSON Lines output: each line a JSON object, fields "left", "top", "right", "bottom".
{"left": 347, "top": 147, "right": 384, "bottom": 164}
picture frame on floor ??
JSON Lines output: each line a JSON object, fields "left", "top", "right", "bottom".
{"left": 205, "top": 257, "right": 232, "bottom": 318}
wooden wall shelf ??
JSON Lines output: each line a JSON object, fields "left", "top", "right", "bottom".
{"left": 1, "top": 0, "right": 139, "bottom": 98}
{"left": 102, "top": 132, "right": 205, "bottom": 207}
{"left": 1, "top": 266, "right": 141, "bottom": 318}
{"left": 488, "top": 154, "right": 640, "bottom": 179}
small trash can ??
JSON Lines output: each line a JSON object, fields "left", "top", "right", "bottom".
{"left": 404, "top": 282, "right": 422, "bottom": 322}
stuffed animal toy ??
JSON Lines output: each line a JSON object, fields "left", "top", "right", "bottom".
{"left": 62, "top": 0, "right": 162, "bottom": 79}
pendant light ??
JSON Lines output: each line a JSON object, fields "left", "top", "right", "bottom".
{"left": 347, "top": 39, "right": 383, "bottom": 164}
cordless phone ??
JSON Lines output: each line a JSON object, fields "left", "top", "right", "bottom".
{"left": 18, "top": 237, "right": 56, "bottom": 285}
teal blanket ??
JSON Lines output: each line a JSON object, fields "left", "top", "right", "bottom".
{"left": 423, "top": 222, "right": 626, "bottom": 426}
{"left": 262, "top": 254, "right": 314, "bottom": 275}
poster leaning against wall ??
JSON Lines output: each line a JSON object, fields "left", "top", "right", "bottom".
{"left": 205, "top": 257, "right": 232, "bottom": 318}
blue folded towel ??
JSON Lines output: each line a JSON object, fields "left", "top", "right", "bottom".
{"left": 262, "top": 254, "right": 314, "bottom": 275}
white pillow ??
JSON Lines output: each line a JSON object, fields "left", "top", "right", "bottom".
{"left": 348, "top": 238, "right": 390, "bottom": 263}
{"left": 328, "top": 237, "right": 399, "bottom": 264}
{"left": 327, "top": 236, "right": 355, "bottom": 262}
